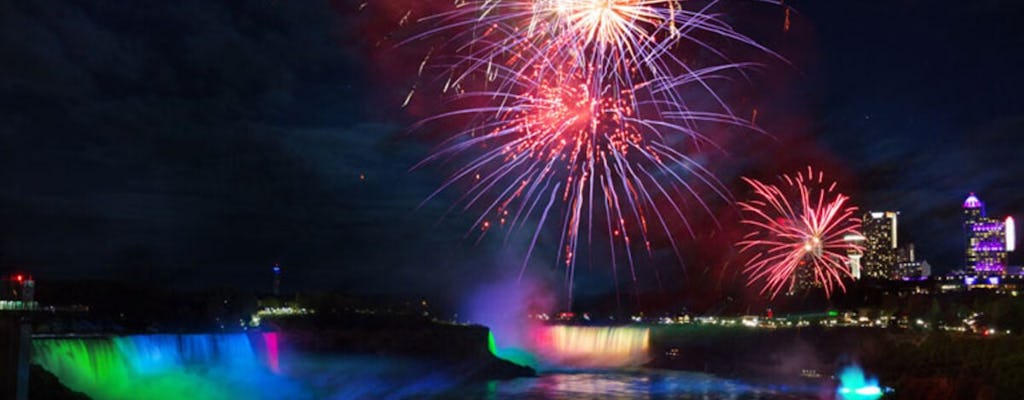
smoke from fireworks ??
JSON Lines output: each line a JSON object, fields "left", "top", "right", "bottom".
{"left": 737, "top": 167, "right": 862, "bottom": 299}
{"left": 397, "top": 0, "right": 781, "bottom": 302}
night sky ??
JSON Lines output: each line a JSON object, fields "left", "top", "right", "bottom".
{"left": 2, "top": 1, "right": 1023, "bottom": 306}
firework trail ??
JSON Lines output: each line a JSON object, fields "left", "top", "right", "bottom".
{"left": 395, "top": 0, "right": 782, "bottom": 303}
{"left": 737, "top": 167, "right": 862, "bottom": 299}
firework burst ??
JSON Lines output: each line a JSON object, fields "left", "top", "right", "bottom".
{"left": 418, "top": 65, "right": 728, "bottom": 300}
{"left": 395, "top": 0, "right": 782, "bottom": 303}
{"left": 737, "top": 167, "right": 862, "bottom": 299}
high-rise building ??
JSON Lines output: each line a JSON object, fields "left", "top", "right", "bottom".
{"left": 963, "top": 193, "right": 1008, "bottom": 274}
{"left": 862, "top": 211, "right": 899, "bottom": 279}
{"left": 963, "top": 193, "right": 985, "bottom": 269}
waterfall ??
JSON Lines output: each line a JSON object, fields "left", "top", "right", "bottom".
{"left": 33, "top": 333, "right": 292, "bottom": 400}
{"left": 525, "top": 325, "right": 650, "bottom": 369}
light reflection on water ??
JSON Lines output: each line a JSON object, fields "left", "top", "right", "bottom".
{"left": 446, "top": 370, "right": 820, "bottom": 400}
{"left": 287, "top": 357, "right": 813, "bottom": 399}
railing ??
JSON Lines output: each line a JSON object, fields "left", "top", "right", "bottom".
{"left": 0, "top": 301, "right": 39, "bottom": 312}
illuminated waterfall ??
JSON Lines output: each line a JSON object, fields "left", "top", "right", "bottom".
{"left": 529, "top": 325, "right": 650, "bottom": 368}
{"left": 33, "top": 333, "right": 290, "bottom": 400}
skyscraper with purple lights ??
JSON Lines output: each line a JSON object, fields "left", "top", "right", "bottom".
{"left": 963, "top": 193, "right": 1008, "bottom": 274}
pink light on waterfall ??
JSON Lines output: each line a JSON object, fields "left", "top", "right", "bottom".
{"left": 262, "top": 332, "right": 280, "bottom": 373}
{"left": 464, "top": 274, "right": 650, "bottom": 369}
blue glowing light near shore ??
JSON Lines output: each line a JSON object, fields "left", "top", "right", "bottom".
{"left": 837, "top": 365, "right": 884, "bottom": 400}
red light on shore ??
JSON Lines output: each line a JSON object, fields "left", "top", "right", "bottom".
{"left": 15, "top": 274, "right": 23, "bottom": 283}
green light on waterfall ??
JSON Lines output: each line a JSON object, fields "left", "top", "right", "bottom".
{"left": 32, "top": 335, "right": 286, "bottom": 400}
{"left": 487, "top": 330, "right": 498, "bottom": 356}
{"left": 485, "top": 329, "right": 536, "bottom": 368}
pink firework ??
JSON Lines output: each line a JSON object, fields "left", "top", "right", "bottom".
{"left": 393, "top": 0, "right": 782, "bottom": 304}
{"left": 417, "top": 65, "right": 727, "bottom": 302}
{"left": 737, "top": 167, "right": 862, "bottom": 299}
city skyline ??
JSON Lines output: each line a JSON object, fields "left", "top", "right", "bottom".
{"left": 854, "top": 192, "right": 1020, "bottom": 280}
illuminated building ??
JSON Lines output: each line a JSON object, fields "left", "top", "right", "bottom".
{"left": 862, "top": 212, "right": 899, "bottom": 279}
{"left": 963, "top": 193, "right": 1008, "bottom": 274}
{"left": 844, "top": 234, "right": 866, "bottom": 280}
{"left": 1007, "top": 216, "right": 1016, "bottom": 252}
{"left": 893, "top": 244, "right": 930, "bottom": 279}
{"left": 963, "top": 193, "right": 984, "bottom": 269}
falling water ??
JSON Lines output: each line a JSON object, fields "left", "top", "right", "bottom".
{"left": 33, "top": 331, "right": 809, "bottom": 399}
{"left": 32, "top": 333, "right": 293, "bottom": 400}
{"left": 525, "top": 325, "right": 650, "bottom": 369}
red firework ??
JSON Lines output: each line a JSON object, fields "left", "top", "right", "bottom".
{"left": 389, "top": 0, "right": 782, "bottom": 305}
{"left": 418, "top": 65, "right": 724, "bottom": 302}
{"left": 737, "top": 167, "right": 862, "bottom": 299}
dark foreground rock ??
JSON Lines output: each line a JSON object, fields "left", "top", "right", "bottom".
{"left": 29, "top": 365, "right": 91, "bottom": 400}
{"left": 267, "top": 313, "right": 535, "bottom": 381}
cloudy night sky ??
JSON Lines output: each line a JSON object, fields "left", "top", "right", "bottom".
{"left": 1, "top": 0, "right": 1023, "bottom": 305}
